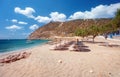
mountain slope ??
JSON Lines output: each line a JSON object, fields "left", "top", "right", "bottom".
{"left": 28, "top": 18, "right": 112, "bottom": 39}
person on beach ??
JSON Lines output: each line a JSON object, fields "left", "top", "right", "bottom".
{"left": 76, "top": 39, "right": 79, "bottom": 45}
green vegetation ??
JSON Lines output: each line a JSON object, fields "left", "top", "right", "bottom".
{"left": 112, "top": 9, "right": 120, "bottom": 30}
{"left": 29, "top": 18, "right": 111, "bottom": 39}
{"left": 75, "top": 28, "right": 89, "bottom": 39}
{"left": 75, "top": 9, "right": 120, "bottom": 42}
{"left": 88, "top": 25, "right": 100, "bottom": 42}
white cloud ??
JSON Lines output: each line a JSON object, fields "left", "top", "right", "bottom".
{"left": 11, "top": 19, "right": 28, "bottom": 25}
{"left": 14, "top": 3, "right": 120, "bottom": 23}
{"left": 50, "top": 12, "right": 66, "bottom": 22}
{"left": 18, "top": 21, "right": 28, "bottom": 25}
{"left": 34, "top": 12, "right": 66, "bottom": 23}
{"left": 14, "top": 7, "right": 35, "bottom": 18}
{"left": 11, "top": 19, "right": 18, "bottom": 23}
{"left": 29, "top": 24, "right": 39, "bottom": 30}
{"left": 69, "top": 3, "right": 120, "bottom": 20}
{"left": 5, "top": 25, "right": 22, "bottom": 30}
{"left": 35, "top": 16, "right": 51, "bottom": 23}
{"left": 14, "top": 7, "right": 66, "bottom": 23}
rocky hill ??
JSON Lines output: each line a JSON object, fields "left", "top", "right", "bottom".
{"left": 28, "top": 18, "right": 112, "bottom": 39}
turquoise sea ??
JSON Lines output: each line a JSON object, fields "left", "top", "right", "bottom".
{"left": 0, "top": 39, "right": 48, "bottom": 53}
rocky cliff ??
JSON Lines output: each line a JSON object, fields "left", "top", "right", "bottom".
{"left": 28, "top": 18, "right": 112, "bottom": 39}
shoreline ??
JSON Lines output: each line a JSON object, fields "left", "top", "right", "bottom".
{"left": 0, "top": 42, "right": 48, "bottom": 58}
{"left": 0, "top": 36, "right": 120, "bottom": 57}
{"left": 0, "top": 36, "right": 120, "bottom": 77}
{"left": 1, "top": 36, "right": 120, "bottom": 57}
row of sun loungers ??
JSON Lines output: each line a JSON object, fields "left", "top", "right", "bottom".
{"left": 0, "top": 52, "right": 31, "bottom": 63}
{"left": 99, "top": 42, "right": 120, "bottom": 47}
{"left": 69, "top": 41, "right": 90, "bottom": 52}
{"left": 50, "top": 40, "right": 90, "bottom": 52}
{"left": 49, "top": 41, "right": 74, "bottom": 50}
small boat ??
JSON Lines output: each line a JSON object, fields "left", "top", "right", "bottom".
{"left": 26, "top": 40, "right": 34, "bottom": 44}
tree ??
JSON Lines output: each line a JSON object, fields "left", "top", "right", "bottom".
{"left": 75, "top": 28, "right": 89, "bottom": 39}
{"left": 100, "top": 9, "right": 120, "bottom": 39}
{"left": 74, "top": 9, "right": 120, "bottom": 42}
{"left": 88, "top": 25, "right": 100, "bottom": 42}
{"left": 75, "top": 25, "right": 103, "bottom": 42}
{"left": 112, "top": 9, "right": 120, "bottom": 30}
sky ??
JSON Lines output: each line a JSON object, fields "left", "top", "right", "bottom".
{"left": 0, "top": 0, "right": 120, "bottom": 39}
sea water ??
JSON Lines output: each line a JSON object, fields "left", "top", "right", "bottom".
{"left": 0, "top": 39, "right": 48, "bottom": 53}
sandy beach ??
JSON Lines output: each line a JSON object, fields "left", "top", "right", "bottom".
{"left": 0, "top": 36, "right": 120, "bottom": 77}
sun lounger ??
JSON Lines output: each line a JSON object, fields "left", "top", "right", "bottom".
{"left": 99, "top": 42, "right": 120, "bottom": 47}
{"left": 0, "top": 52, "right": 31, "bottom": 64}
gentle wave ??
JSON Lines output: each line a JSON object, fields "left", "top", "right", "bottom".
{"left": 0, "top": 39, "right": 48, "bottom": 53}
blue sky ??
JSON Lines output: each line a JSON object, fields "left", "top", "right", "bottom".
{"left": 0, "top": 0, "right": 120, "bottom": 39}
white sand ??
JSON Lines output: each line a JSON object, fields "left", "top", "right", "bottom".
{"left": 0, "top": 37, "right": 120, "bottom": 77}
